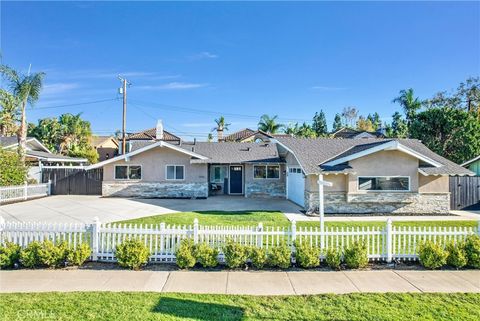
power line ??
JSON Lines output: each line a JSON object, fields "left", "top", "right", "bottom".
{"left": 34, "top": 98, "right": 119, "bottom": 110}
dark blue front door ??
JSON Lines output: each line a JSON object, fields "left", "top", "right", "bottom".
{"left": 229, "top": 166, "right": 243, "bottom": 194}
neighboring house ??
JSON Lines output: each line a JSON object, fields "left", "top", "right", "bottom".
{"left": 461, "top": 156, "right": 480, "bottom": 175}
{"left": 224, "top": 128, "right": 291, "bottom": 143}
{"left": 0, "top": 136, "right": 88, "bottom": 182}
{"left": 87, "top": 121, "right": 473, "bottom": 214}
{"left": 331, "top": 127, "right": 385, "bottom": 139}
{"left": 91, "top": 136, "right": 119, "bottom": 161}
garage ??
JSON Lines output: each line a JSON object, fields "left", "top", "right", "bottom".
{"left": 287, "top": 166, "right": 305, "bottom": 206}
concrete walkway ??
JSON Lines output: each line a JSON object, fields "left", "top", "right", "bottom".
{"left": 1, "top": 270, "right": 479, "bottom": 294}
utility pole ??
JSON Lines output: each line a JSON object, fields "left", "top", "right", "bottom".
{"left": 118, "top": 76, "right": 130, "bottom": 154}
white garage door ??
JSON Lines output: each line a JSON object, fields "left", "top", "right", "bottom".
{"left": 287, "top": 167, "right": 305, "bottom": 206}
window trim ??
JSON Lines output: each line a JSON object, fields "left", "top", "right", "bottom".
{"left": 253, "top": 165, "right": 281, "bottom": 180}
{"left": 165, "top": 164, "right": 186, "bottom": 181}
{"left": 210, "top": 165, "right": 227, "bottom": 183}
{"left": 357, "top": 176, "right": 410, "bottom": 192}
{"left": 114, "top": 164, "right": 142, "bottom": 181}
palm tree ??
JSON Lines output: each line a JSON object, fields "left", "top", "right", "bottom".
{"left": 258, "top": 114, "right": 284, "bottom": 134}
{"left": 392, "top": 88, "right": 422, "bottom": 125}
{"left": 0, "top": 89, "right": 20, "bottom": 136}
{"left": 0, "top": 65, "right": 45, "bottom": 162}
{"left": 212, "top": 116, "right": 230, "bottom": 141}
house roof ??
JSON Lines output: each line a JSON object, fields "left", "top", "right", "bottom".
{"left": 0, "top": 136, "right": 51, "bottom": 153}
{"left": 26, "top": 150, "right": 87, "bottom": 163}
{"left": 461, "top": 155, "right": 480, "bottom": 167}
{"left": 274, "top": 137, "right": 474, "bottom": 176}
{"left": 331, "top": 127, "right": 384, "bottom": 139}
{"left": 127, "top": 128, "right": 181, "bottom": 142}
{"left": 224, "top": 128, "right": 257, "bottom": 142}
{"left": 91, "top": 136, "right": 118, "bottom": 148}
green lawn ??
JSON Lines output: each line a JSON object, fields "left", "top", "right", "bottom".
{"left": 116, "top": 210, "right": 478, "bottom": 229}
{"left": 0, "top": 292, "right": 478, "bottom": 321}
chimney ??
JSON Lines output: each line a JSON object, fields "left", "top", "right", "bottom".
{"left": 156, "top": 120, "right": 164, "bottom": 140}
{"left": 217, "top": 128, "right": 223, "bottom": 142}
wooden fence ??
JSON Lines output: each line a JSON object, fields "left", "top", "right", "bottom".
{"left": 0, "top": 182, "right": 51, "bottom": 204}
{"left": 450, "top": 176, "right": 480, "bottom": 210}
{"left": 1, "top": 217, "right": 479, "bottom": 264}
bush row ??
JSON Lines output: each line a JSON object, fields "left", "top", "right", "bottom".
{"left": 0, "top": 240, "right": 90, "bottom": 269}
{"left": 417, "top": 235, "right": 480, "bottom": 269}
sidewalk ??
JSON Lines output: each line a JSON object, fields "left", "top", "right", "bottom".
{"left": 1, "top": 269, "right": 479, "bottom": 295}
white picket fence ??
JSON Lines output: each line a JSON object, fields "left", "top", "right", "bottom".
{"left": 1, "top": 216, "right": 479, "bottom": 263}
{"left": 0, "top": 182, "right": 51, "bottom": 204}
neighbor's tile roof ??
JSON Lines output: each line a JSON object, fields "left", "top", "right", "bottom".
{"left": 127, "top": 128, "right": 181, "bottom": 141}
{"left": 91, "top": 136, "right": 118, "bottom": 147}
{"left": 223, "top": 128, "right": 257, "bottom": 142}
{"left": 275, "top": 137, "right": 474, "bottom": 176}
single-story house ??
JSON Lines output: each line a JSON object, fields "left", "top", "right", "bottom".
{"left": 0, "top": 136, "right": 88, "bottom": 182}
{"left": 91, "top": 136, "right": 119, "bottom": 161}
{"left": 87, "top": 122, "right": 474, "bottom": 214}
{"left": 461, "top": 156, "right": 480, "bottom": 176}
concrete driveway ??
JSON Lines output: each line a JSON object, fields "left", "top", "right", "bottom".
{"left": 0, "top": 195, "right": 303, "bottom": 223}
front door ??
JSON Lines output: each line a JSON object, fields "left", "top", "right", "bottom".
{"left": 229, "top": 165, "right": 243, "bottom": 194}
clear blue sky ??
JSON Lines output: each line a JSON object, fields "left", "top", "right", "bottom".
{"left": 1, "top": 1, "right": 479, "bottom": 140}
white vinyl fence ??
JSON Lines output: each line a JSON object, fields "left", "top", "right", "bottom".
{"left": 1, "top": 216, "right": 479, "bottom": 264}
{"left": 0, "top": 182, "right": 51, "bottom": 204}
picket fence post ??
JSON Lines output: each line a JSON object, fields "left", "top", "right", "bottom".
{"left": 257, "top": 222, "right": 263, "bottom": 248}
{"left": 0, "top": 215, "right": 4, "bottom": 235}
{"left": 23, "top": 182, "right": 28, "bottom": 200}
{"left": 47, "top": 180, "right": 52, "bottom": 195}
{"left": 193, "top": 218, "right": 199, "bottom": 244}
{"left": 477, "top": 219, "right": 480, "bottom": 236}
{"left": 291, "top": 220, "right": 297, "bottom": 248}
{"left": 386, "top": 218, "right": 393, "bottom": 263}
{"left": 91, "top": 217, "right": 101, "bottom": 261}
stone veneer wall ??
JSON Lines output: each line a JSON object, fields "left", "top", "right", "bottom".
{"left": 103, "top": 182, "right": 208, "bottom": 199}
{"left": 305, "top": 191, "right": 450, "bottom": 214}
{"left": 245, "top": 180, "right": 285, "bottom": 198}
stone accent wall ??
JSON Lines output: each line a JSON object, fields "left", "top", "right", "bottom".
{"left": 305, "top": 191, "right": 450, "bottom": 214}
{"left": 245, "top": 180, "right": 285, "bottom": 198}
{"left": 103, "top": 182, "right": 208, "bottom": 198}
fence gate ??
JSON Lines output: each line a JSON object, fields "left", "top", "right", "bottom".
{"left": 42, "top": 168, "right": 103, "bottom": 195}
{"left": 449, "top": 176, "right": 480, "bottom": 210}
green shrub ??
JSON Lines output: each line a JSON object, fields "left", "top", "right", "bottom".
{"left": 67, "top": 243, "right": 91, "bottom": 266}
{"left": 326, "top": 248, "right": 342, "bottom": 270}
{"left": 194, "top": 243, "right": 218, "bottom": 268}
{"left": 248, "top": 246, "right": 268, "bottom": 269}
{"left": 418, "top": 240, "right": 448, "bottom": 270}
{"left": 344, "top": 241, "right": 368, "bottom": 269}
{"left": 175, "top": 238, "right": 196, "bottom": 269}
{"left": 464, "top": 235, "right": 480, "bottom": 268}
{"left": 0, "top": 242, "right": 21, "bottom": 269}
{"left": 115, "top": 238, "right": 150, "bottom": 270}
{"left": 268, "top": 242, "right": 291, "bottom": 269}
{"left": 446, "top": 241, "right": 467, "bottom": 269}
{"left": 38, "top": 240, "right": 69, "bottom": 268}
{"left": 294, "top": 241, "right": 320, "bottom": 268}
{"left": 223, "top": 240, "right": 248, "bottom": 269}
{"left": 20, "top": 241, "right": 42, "bottom": 268}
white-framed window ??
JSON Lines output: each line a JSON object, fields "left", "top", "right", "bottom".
{"left": 288, "top": 168, "right": 302, "bottom": 174}
{"left": 358, "top": 176, "right": 410, "bottom": 191}
{"left": 210, "top": 165, "right": 227, "bottom": 183}
{"left": 114, "top": 165, "right": 142, "bottom": 180}
{"left": 254, "top": 165, "right": 280, "bottom": 179}
{"left": 166, "top": 165, "right": 185, "bottom": 180}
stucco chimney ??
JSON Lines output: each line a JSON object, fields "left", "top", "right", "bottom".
{"left": 156, "top": 120, "right": 164, "bottom": 140}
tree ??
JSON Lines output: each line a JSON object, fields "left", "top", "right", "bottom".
{"left": 386, "top": 112, "right": 408, "bottom": 138}
{"left": 341, "top": 106, "right": 358, "bottom": 128}
{"left": 295, "top": 122, "right": 317, "bottom": 138}
{"left": 367, "top": 112, "right": 381, "bottom": 130}
{"left": 0, "top": 148, "right": 28, "bottom": 186}
{"left": 207, "top": 133, "right": 213, "bottom": 142}
{"left": 284, "top": 123, "right": 297, "bottom": 136}
{"left": 393, "top": 88, "right": 422, "bottom": 127}
{"left": 356, "top": 116, "right": 375, "bottom": 132}
{"left": 28, "top": 117, "right": 61, "bottom": 151}
{"left": 258, "top": 114, "right": 284, "bottom": 134}
{"left": 332, "top": 113, "right": 343, "bottom": 131}
{"left": 409, "top": 107, "right": 480, "bottom": 164}
{"left": 0, "top": 89, "right": 19, "bottom": 136}
{"left": 212, "top": 116, "right": 230, "bottom": 141}
{"left": 0, "top": 65, "right": 45, "bottom": 163}
{"left": 312, "top": 110, "right": 328, "bottom": 137}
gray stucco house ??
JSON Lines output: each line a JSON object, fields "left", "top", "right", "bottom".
{"left": 88, "top": 122, "right": 474, "bottom": 214}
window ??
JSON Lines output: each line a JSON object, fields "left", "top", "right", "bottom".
{"left": 289, "top": 168, "right": 302, "bottom": 174}
{"left": 254, "top": 165, "right": 280, "bottom": 179}
{"left": 210, "top": 166, "right": 226, "bottom": 183}
{"left": 114, "top": 165, "right": 142, "bottom": 180}
{"left": 166, "top": 165, "right": 185, "bottom": 180}
{"left": 358, "top": 176, "right": 410, "bottom": 191}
